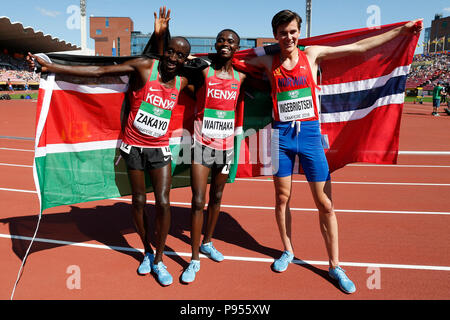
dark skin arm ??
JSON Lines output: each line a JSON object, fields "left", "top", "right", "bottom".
{"left": 27, "top": 53, "right": 153, "bottom": 90}
{"left": 153, "top": 6, "right": 171, "bottom": 55}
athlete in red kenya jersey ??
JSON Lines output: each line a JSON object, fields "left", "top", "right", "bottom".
{"left": 123, "top": 59, "right": 181, "bottom": 148}
{"left": 28, "top": 8, "right": 192, "bottom": 286}
{"left": 193, "top": 66, "right": 241, "bottom": 150}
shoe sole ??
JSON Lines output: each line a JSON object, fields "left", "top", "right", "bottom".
{"left": 137, "top": 270, "right": 151, "bottom": 275}
{"left": 329, "top": 273, "right": 356, "bottom": 294}
{"left": 271, "top": 262, "right": 290, "bottom": 273}
{"left": 151, "top": 270, "right": 173, "bottom": 286}
{"left": 200, "top": 248, "right": 224, "bottom": 262}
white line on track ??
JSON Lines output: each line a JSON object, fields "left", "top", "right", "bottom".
{"left": 348, "top": 164, "right": 450, "bottom": 168}
{"left": 1, "top": 164, "right": 450, "bottom": 186}
{"left": 234, "top": 178, "right": 450, "bottom": 186}
{"left": 2, "top": 161, "right": 450, "bottom": 169}
{"left": 0, "top": 233, "right": 449, "bottom": 272}
{"left": 0, "top": 147, "right": 34, "bottom": 152}
{"left": 0, "top": 163, "right": 33, "bottom": 168}
{"left": 0, "top": 187, "right": 449, "bottom": 215}
{"left": 110, "top": 198, "right": 450, "bottom": 216}
{"left": 2, "top": 146, "right": 450, "bottom": 155}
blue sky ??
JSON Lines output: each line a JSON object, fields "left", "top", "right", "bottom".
{"left": 2, "top": 0, "right": 450, "bottom": 54}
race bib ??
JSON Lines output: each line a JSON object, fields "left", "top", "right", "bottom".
{"left": 133, "top": 101, "right": 171, "bottom": 137}
{"left": 277, "top": 87, "right": 315, "bottom": 122}
{"left": 201, "top": 108, "right": 235, "bottom": 139}
{"left": 119, "top": 141, "right": 131, "bottom": 154}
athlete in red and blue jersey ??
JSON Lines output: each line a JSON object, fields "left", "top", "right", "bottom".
{"left": 245, "top": 9, "right": 422, "bottom": 294}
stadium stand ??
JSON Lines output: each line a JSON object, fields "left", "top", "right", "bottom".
{"left": 0, "top": 16, "right": 79, "bottom": 93}
{"left": 406, "top": 53, "right": 449, "bottom": 92}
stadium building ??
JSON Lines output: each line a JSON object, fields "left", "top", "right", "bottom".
{"left": 427, "top": 14, "right": 450, "bottom": 54}
{"left": 90, "top": 17, "right": 133, "bottom": 57}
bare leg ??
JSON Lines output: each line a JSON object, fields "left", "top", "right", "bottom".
{"left": 202, "top": 166, "right": 228, "bottom": 244}
{"left": 273, "top": 175, "right": 294, "bottom": 253}
{"left": 308, "top": 180, "right": 339, "bottom": 268}
{"left": 190, "top": 163, "right": 210, "bottom": 260}
{"left": 128, "top": 169, "right": 153, "bottom": 254}
{"left": 148, "top": 163, "right": 172, "bottom": 264}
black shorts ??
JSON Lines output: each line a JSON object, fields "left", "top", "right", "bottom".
{"left": 120, "top": 142, "right": 171, "bottom": 171}
{"left": 191, "top": 142, "right": 233, "bottom": 173}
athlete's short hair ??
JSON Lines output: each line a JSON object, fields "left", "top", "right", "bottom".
{"left": 170, "top": 36, "right": 191, "bottom": 55}
{"left": 271, "top": 10, "right": 302, "bottom": 35}
{"left": 216, "top": 29, "right": 241, "bottom": 45}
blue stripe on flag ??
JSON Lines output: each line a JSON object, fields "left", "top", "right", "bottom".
{"left": 320, "top": 75, "right": 406, "bottom": 114}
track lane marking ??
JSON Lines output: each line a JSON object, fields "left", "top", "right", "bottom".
{"left": 1, "top": 233, "right": 449, "bottom": 272}
{"left": 0, "top": 187, "right": 449, "bottom": 215}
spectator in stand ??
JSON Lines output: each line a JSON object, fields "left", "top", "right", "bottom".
{"left": 432, "top": 81, "right": 444, "bottom": 116}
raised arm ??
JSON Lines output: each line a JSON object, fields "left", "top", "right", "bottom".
{"left": 308, "top": 19, "right": 423, "bottom": 63}
{"left": 26, "top": 52, "right": 143, "bottom": 77}
{"left": 153, "top": 6, "right": 171, "bottom": 55}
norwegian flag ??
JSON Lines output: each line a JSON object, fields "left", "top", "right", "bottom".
{"left": 230, "top": 21, "right": 421, "bottom": 176}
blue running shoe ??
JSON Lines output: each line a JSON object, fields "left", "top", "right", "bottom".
{"left": 272, "top": 251, "right": 294, "bottom": 272}
{"left": 137, "top": 252, "right": 154, "bottom": 275}
{"left": 200, "top": 242, "right": 224, "bottom": 262}
{"left": 181, "top": 260, "right": 200, "bottom": 283}
{"left": 151, "top": 261, "right": 173, "bottom": 286}
{"left": 329, "top": 266, "right": 356, "bottom": 294}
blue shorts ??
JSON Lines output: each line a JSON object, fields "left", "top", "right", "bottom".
{"left": 271, "top": 120, "right": 330, "bottom": 182}
{"left": 433, "top": 99, "right": 441, "bottom": 107}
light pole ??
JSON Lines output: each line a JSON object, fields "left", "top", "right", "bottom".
{"left": 305, "top": 0, "right": 312, "bottom": 38}
{"left": 80, "top": 0, "right": 87, "bottom": 52}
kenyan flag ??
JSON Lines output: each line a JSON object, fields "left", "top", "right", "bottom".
{"left": 32, "top": 54, "right": 267, "bottom": 212}
{"left": 33, "top": 54, "right": 132, "bottom": 212}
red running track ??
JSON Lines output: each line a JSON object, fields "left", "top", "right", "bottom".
{"left": 0, "top": 100, "right": 449, "bottom": 301}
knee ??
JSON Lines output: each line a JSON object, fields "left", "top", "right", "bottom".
{"left": 316, "top": 197, "right": 334, "bottom": 215}
{"left": 155, "top": 192, "right": 171, "bottom": 213}
{"left": 209, "top": 190, "right": 223, "bottom": 206}
{"left": 192, "top": 193, "right": 206, "bottom": 212}
{"left": 275, "top": 191, "right": 290, "bottom": 207}
{"left": 132, "top": 193, "right": 146, "bottom": 210}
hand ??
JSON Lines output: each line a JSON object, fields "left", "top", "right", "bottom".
{"left": 402, "top": 19, "right": 423, "bottom": 35}
{"left": 26, "top": 52, "right": 49, "bottom": 73}
{"left": 154, "top": 6, "right": 171, "bottom": 36}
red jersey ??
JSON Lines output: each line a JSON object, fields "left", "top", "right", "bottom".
{"left": 270, "top": 48, "right": 320, "bottom": 122}
{"left": 122, "top": 60, "right": 181, "bottom": 148}
{"left": 194, "top": 66, "right": 241, "bottom": 150}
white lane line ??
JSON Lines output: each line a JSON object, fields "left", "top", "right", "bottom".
{"left": 4, "top": 161, "right": 450, "bottom": 169}
{"left": 0, "top": 163, "right": 33, "bottom": 168}
{"left": 399, "top": 151, "right": 450, "bottom": 155}
{"left": 234, "top": 178, "right": 450, "bottom": 187}
{"left": 2, "top": 146, "right": 450, "bottom": 156}
{"left": 0, "top": 187, "right": 37, "bottom": 194}
{"left": 1, "top": 187, "right": 449, "bottom": 215}
{"left": 0, "top": 147, "right": 34, "bottom": 152}
{"left": 110, "top": 198, "right": 450, "bottom": 216}
{"left": 348, "top": 164, "right": 450, "bottom": 168}
{"left": 1, "top": 165, "right": 449, "bottom": 187}
{"left": 1, "top": 233, "right": 449, "bottom": 272}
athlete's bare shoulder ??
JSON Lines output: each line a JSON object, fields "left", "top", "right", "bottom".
{"left": 126, "top": 56, "right": 155, "bottom": 70}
